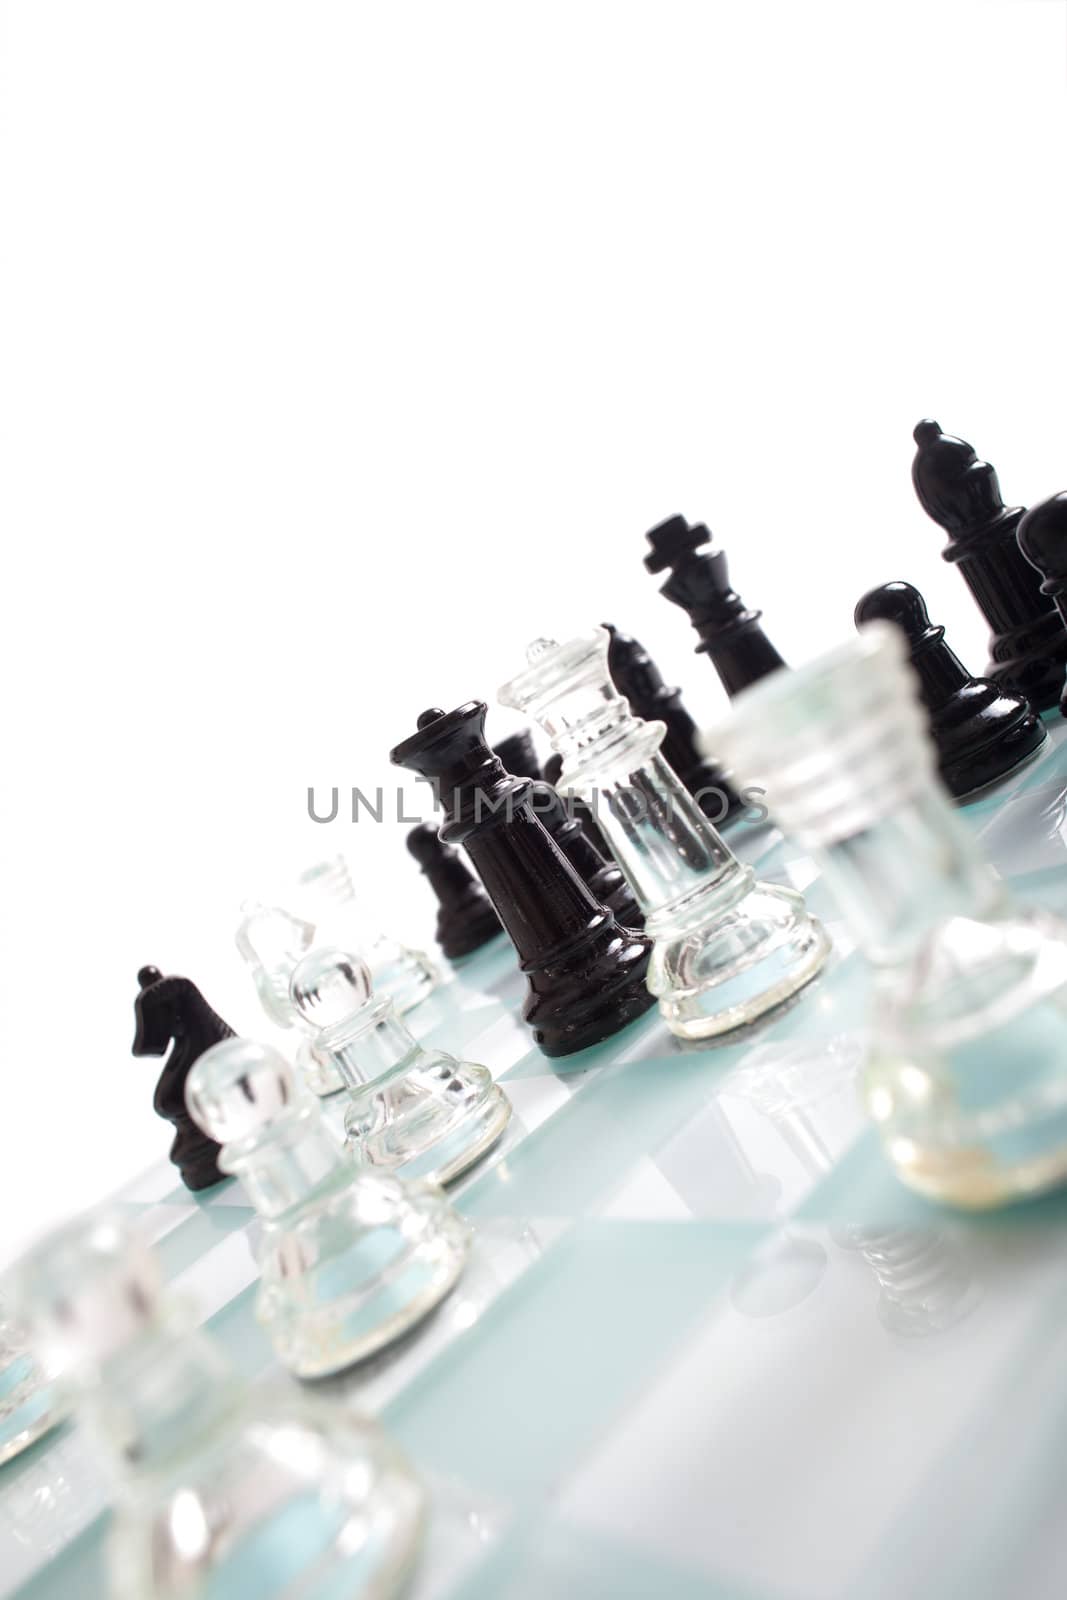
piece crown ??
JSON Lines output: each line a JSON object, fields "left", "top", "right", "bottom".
{"left": 911, "top": 418, "right": 1012, "bottom": 534}
{"left": 854, "top": 580, "right": 933, "bottom": 639}
{"left": 186, "top": 1039, "right": 298, "bottom": 1147}
{"left": 1017, "top": 491, "right": 1067, "bottom": 585}
{"left": 290, "top": 947, "right": 373, "bottom": 1032}
{"left": 12, "top": 1212, "right": 163, "bottom": 1377}
{"left": 711, "top": 623, "right": 936, "bottom": 848}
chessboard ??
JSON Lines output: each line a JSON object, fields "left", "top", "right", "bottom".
{"left": 6, "top": 721, "right": 1067, "bottom": 1600}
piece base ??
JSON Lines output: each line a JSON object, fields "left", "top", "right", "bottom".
{"left": 350, "top": 1079, "right": 512, "bottom": 1187}
{"left": 258, "top": 1185, "right": 470, "bottom": 1380}
{"left": 653, "top": 908, "right": 832, "bottom": 1040}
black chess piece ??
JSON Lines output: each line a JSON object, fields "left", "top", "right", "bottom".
{"left": 131, "top": 967, "right": 233, "bottom": 1190}
{"left": 1017, "top": 492, "right": 1067, "bottom": 718}
{"left": 406, "top": 822, "right": 503, "bottom": 959}
{"left": 543, "top": 751, "right": 612, "bottom": 857}
{"left": 529, "top": 780, "right": 644, "bottom": 929}
{"left": 493, "top": 730, "right": 543, "bottom": 781}
{"left": 911, "top": 419, "right": 1067, "bottom": 710}
{"left": 855, "top": 582, "right": 1046, "bottom": 798}
{"left": 643, "top": 515, "right": 787, "bottom": 697}
{"left": 604, "top": 622, "right": 741, "bottom": 825}
{"left": 390, "top": 705, "right": 656, "bottom": 1057}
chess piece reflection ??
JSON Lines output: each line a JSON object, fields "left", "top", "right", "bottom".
{"left": 832, "top": 1224, "right": 981, "bottom": 1337}
{"left": 131, "top": 966, "right": 233, "bottom": 1191}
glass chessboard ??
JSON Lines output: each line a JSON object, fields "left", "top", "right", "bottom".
{"left": 6, "top": 722, "right": 1067, "bottom": 1600}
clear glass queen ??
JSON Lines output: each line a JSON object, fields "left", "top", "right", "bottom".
{"left": 288, "top": 946, "right": 512, "bottom": 1185}
{"left": 498, "top": 630, "right": 830, "bottom": 1039}
{"left": 712, "top": 621, "right": 1067, "bottom": 1209}
{"left": 185, "top": 1039, "right": 469, "bottom": 1377}
{"left": 10, "top": 1211, "right": 425, "bottom": 1599}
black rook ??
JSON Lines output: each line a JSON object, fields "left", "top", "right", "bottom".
{"left": 391, "top": 704, "right": 656, "bottom": 1057}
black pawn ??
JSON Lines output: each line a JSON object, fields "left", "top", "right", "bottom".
{"left": 911, "top": 419, "right": 1067, "bottom": 710}
{"left": 1017, "top": 492, "right": 1067, "bottom": 718}
{"left": 407, "top": 822, "right": 503, "bottom": 959}
{"left": 543, "top": 751, "right": 612, "bottom": 857}
{"left": 855, "top": 581, "right": 1046, "bottom": 798}
{"left": 493, "top": 730, "right": 543, "bottom": 781}
{"left": 643, "top": 515, "right": 787, "bottom": 697}
{"left": 529, "top": 780, "right": 644, "bottom": 929}
{"left": 604, "top": 622, "right": 741, "bottom": 825}
{"left": 390, "top": 705, "right": 655, "bottom": 1057}
{"left": 131, "top": 966, "right": 233, "bottom": 1190}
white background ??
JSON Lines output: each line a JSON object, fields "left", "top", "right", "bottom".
{"left": 0, "top": 0, "right": 1064, "bottom": 1268}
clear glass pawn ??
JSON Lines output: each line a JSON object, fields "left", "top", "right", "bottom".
{"left": 498, "top": 629, "right": 830, "bottom": 1039}
{"left": 185, "top": 1040, "right": 469, "bottom": 1376}
{"left": 0, "top": 1295, "right": 68, "bottom": 1465}
{"left": 10, "top": 1211, "right": 425, "bottom": 1600}
{"left": 294, "top": 856, "right": 439, "bottom": 1016}
{"left": 713, "top": 621, "right": 1067, "bottom": 1209}
{"left": 289, "top": 947, "right": 512, "bottom": 1185}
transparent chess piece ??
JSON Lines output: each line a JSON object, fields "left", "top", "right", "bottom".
{"left": 713, "top": 620, "right": 1067, "bottom": 1209}
{"left": 185, "top": 1038, "right": 469, "bottom": 1376}
{"left": 0, "top": 1295, "right": 67, "bottom": 1466}
{"left": 833, "top": 1224, "right": 981, "bottom": 1337}
{"left": 235, "top": 899, "right": 316, "bottom": 1029}
{"left": 294, "top": 856, "right": 439, "bottom": 1015}
{"left": 289, "top": 947, "right": 512, "bottom": 1185}
{"left": 10, "top": 1211, "right": 425, "bottom": 1600}
{"left": 234, "top": 900, "right": 345, "bottom": 1096}
{"left": 498, "top": 629, "right": 830, "bottom": 1039}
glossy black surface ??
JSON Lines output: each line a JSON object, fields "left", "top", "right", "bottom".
{"left": 855, "top": 581, "right": 1046, "bottom": 798}
{"left": 406, "top": 821, "right": 503, "bottom": 960}
{"left": 604, "top": 621, "right": 741, "bottom": 825}
{"left": 529, "top": 779, "right": 644, "bottom": 929}
{"left": 643, "top": 515, "right": 786, "bottom": 697}
{"left": 1017, "top": 492, "right": 1067, "bottom": 718}
{"left": 390, "top": 704, "right": 655, "bottom": 1056}
{"left": 543, "top": 751, "right": 613, "bottom": 857}
{"left": 493, "top": 729, "right": 543, "bottom": 782}
{"left": 911, "top": 419, "right": 1067, "bottom": 710}
{"left": 131, "top": 966, "right": 231, "bottom": 1190}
